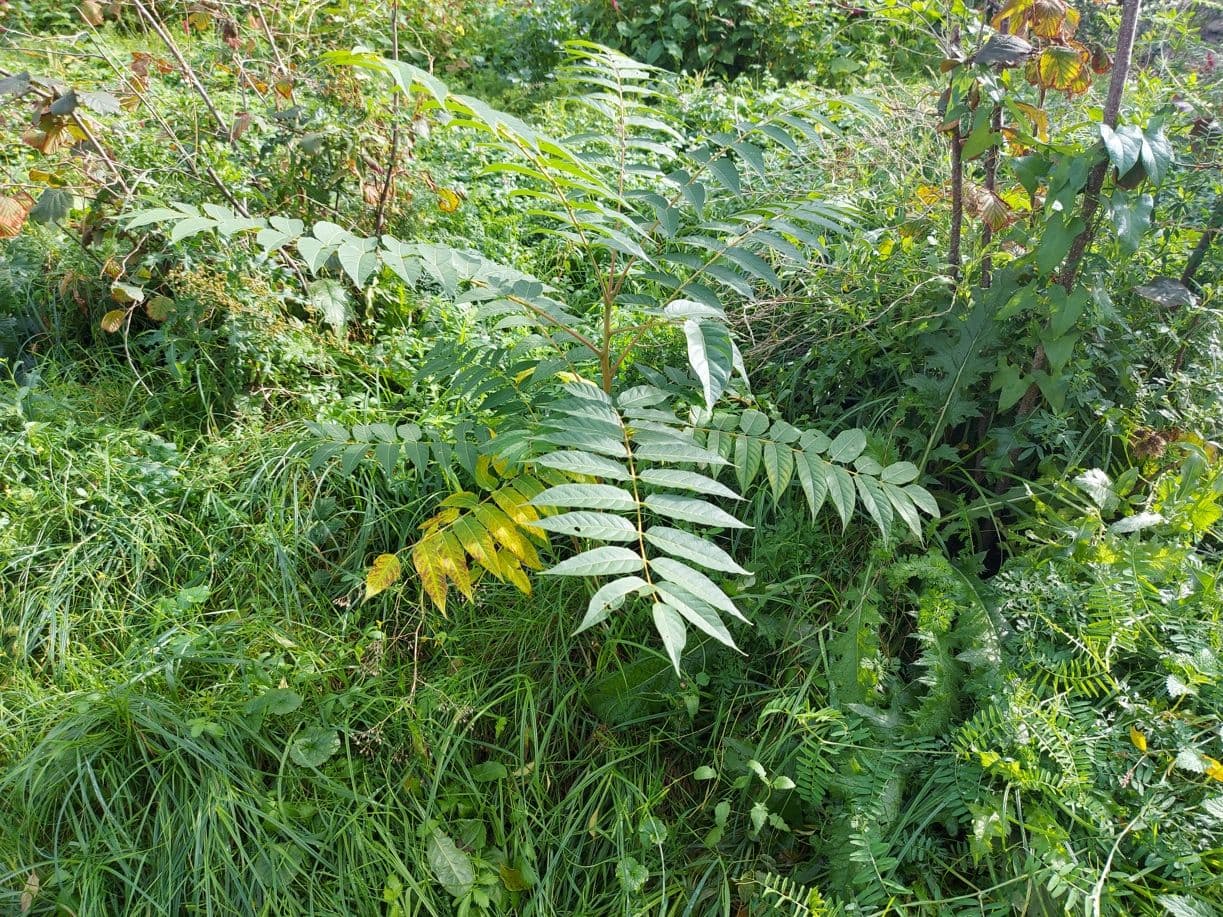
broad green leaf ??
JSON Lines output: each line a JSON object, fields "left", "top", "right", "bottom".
{"left": 617, "top": 385, "right": 671, "bottom": 408}
{"left": 536, "top": 432, "right": 628, "bottom": 458}
{"left": 245, "top": 688, "right": 303, "bottom": 718}
{"left": 1139, "top": 126, "right": 1173, "bottom": 186}
{"left": 426, "top": 831, "right": 475, "bottom": 898}
{"left": 656, "top": 585, "right": 736, "bottom": 649}
{"left": 644, "top": 526, "right": 749, "bottom": 575}
{"left": 289, "top": 727, "right": 340, "bottom": 768}
{"left": 169, "top": 216, "right": 217, "bottom": 243}
{"left": 827, "top": 429, "right": 867, "bottom": 463}
{"left": 577, "top": 575, "right": 649, "bottom": 633}
{"left": 1108, "top": 192, "right": 1153, "bottom": 253}
{"left": 1100, "top": 123, "right": 1143, "bottom": 175}
{"left": 534, "top": 511, "right": 637, "bottom": 541}
{"left": 652, "top": 603, "right": 687, "bottom": 673}
{"left": 637, "top": 468, "right": 741, "bottom": 500}
{"left": 644, "top": 493, "right": 751, "bottom": 529}
{"left": 685, "top": 319, "right": 734, "bottom": 410}
{"left": 648, "top": 556, "right": 747, "bottom": 622}
{"left": 337, "top": 241, "right": 378, "bottom": 286}
{"left": 307, "top": 279, "right": 351, "bottom": 335}
{"left": 707, "top": 155, "right": 741, "bottom": 196}
{"left": 532, "top": 484, "right": 637, "bottom": 511}
{"left": 543, "top": 546, "right": 643, "bottom": 576}
{"left": 534, "top": 450, "right": 631, "bottom": 480}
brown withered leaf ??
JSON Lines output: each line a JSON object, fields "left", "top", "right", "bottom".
{"left": 80, "top": 0, "right": 105, "bottom": 25}
{"left": 0, "top": 196, "right": 30, "bottom": 238}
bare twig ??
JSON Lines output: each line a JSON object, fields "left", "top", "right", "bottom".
{"left": 1017, "top": 0, "right": 1142, "bottom": 416}
{"left": 373, "top": 0, "right": 401, "bottom": 236}
{"left": 129, "top": 0, "right": 231, "bottom": 141}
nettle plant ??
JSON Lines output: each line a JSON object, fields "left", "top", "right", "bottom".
{"left": 127, "top": 43, "right": 938, "bottom": 670}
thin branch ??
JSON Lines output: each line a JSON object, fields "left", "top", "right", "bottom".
{"left": 130, "top": 0, "right": 231, "bottom": 141}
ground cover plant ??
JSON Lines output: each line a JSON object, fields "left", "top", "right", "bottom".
{"left": 1, "top": 0, "right": 1220, "bottom": 913}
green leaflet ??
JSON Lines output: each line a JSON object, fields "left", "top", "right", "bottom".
{"left": 534, "top": 512, "right": 638, "bottom": 541}
{"left": 644, "top": 526, "right": 749, "bottom": 575}
{"left": 685, "top": 319, "right": 735, "bottom": 410}
{"left": 636, "top": 468, "right": 741, "bottom": 500}
{"left": 880, "top": 461, "right": 919, "bottom": 485}
{"left": 794, "top": 452, "right": 829, "bottom": 520}
{"left": 531, "top": 483, "right": 638, "bottom": 511}
{"left": 644, "top": 493, "right": 751, "bottom": 529}
{"left": 855, "top": 474, "right": 893, "bottom": 537}
{"left": 655, "top": 583, "right": 737, "bottom": 649}
{"left": 822, "top": 460, "right": 856, "bottom": 529}
{"left": 632, "top": 439, "right": 728, "bottom": 466}
{"left": 734, "top": 433, "right": 764, "bottom": 490}
{"left": 534, "top": 450, "right": 631, "bottom": 480}
{"left": 881, "top": 482, "right": 923, "bottom": 540}
{"left": 577, "top": 575, "right": 649, "bottom": 633}
{"left": 647, "top": 555, "right": 747, "bottom": 622}
{"left": 762, "top": 442, "right": 795, "bottom": 504}
{"left": 827, "top": 428, "right": 867, "bottom": 463}
{"left": 905, "top": 483, "right": 940, "bottom": 518}
{"left": 652, "top": 603, "right": 687, "bottom": 673}
{"left": 543, "top": 546, "right": 644, "bottom": 576}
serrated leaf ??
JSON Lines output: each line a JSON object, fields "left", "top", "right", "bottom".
{"left": 577, "top": 575, "right": 649, "bottom": 633}
{"left": 653, "top": 603, "right": 687, "bottom": 673}
{"left": 534, "top": 511, "right": 637, "bottom": 541}
{"left": 532, "top": 483, "right": 637, "bottom": 511}
{"left": 365, "top": 553, "right": 402, "bottom": 599}
{"left": 644, "top": 493, "right": 750, "bottom": 529}
{"left": 543, "top": 546, "right": 643, "bottom": 576}
{"left": 644, "top": 526, "right": 749, "bottom": 575}
{"left": 648, "top": 556, "right": 747, "bottom": 622}
{"left": 412, "top": 537, "right": 449, "bottom": 612}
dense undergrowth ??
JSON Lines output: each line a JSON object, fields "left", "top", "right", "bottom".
{"left": 1, "top": 0, "right": 1221, "bottom": 914}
